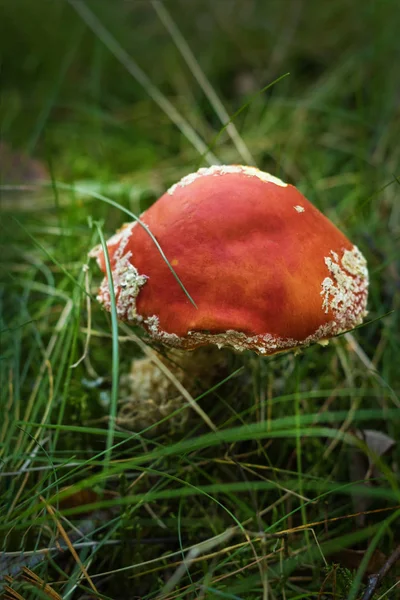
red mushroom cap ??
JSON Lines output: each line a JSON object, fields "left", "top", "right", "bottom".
{"left": 90, "top": 165, "right": 368, "bottom": 355}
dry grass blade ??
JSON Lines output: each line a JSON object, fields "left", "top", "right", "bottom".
{"left": 344, "top": 332, "right": 399, "bottom": 406}
{"left": 3, "top": 586, "right": 27, "bottom": 600}
{"left": 0, "top": 368, "right": 14, "bottom": 451}
{"left": 159, "top": 528, "right": 235, "bottom": 596}
{"left": 14, "top": 300, "right": 73, "bottom": 464}
{"left": 120, "top": 324, "right": 218, "bottom": 432}
{"left": 68, "top": 0, "right": 219, "bottom": 165}
{"left": 70, "top": 264, "right": 92, "bottom": 369}
{"left": 22, "top": 568, "right": 63, "bottom": 600}
{"left": 152, "top": 0, "right": 255, "bottom": 166}
{"left": 39, "top": 496, "right": 98, "bottom": 595}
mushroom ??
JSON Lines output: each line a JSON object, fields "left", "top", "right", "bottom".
{"left": 90, "top": 165, "right": 368, "bottom": 352}
{"left": 89, "top": 165, "right": 369, "bottom": 428}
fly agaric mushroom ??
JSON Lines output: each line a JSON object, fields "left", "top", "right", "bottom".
{"left": 90, "top": 165, "right": 368, "bottom": 356}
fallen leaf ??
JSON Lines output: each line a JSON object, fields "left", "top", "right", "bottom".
{"left": 56, "top": 486, "right": 116, "bottom": 515}
{"left": 357, "top": 429, "right": 396, "bottom": 478}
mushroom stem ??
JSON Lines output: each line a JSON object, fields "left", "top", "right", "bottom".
{"left": 117, "top": 346, "right": 228, "bottom": 433}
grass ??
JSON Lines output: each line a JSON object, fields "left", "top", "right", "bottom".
{"left": 1, "top": 0, "right": 400, "bottom": 598}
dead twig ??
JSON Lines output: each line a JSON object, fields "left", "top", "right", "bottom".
{"left": 360, "top": 543, "right": 400, "bottom": 600}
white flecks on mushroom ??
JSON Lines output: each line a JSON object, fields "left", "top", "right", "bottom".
{"left": 88, "top": 221, "right": 137, "bottom": 265}
{"left": 294, "top": 205, "right": 305, "bottom": 213}
{"left": 168, "top": 165, "right": 287, "bottom": 195}
{"left": 144, "top": 315, "right": 182, "bottom": 345}
{"left": 139, "top": 315, "right": 348, "bottom": 356}
{"left": 320, "top": 245, "right": 368, "bottom": 330}
{"left": 97, "top": 252, "right": 148, "bottom": 321}
{"left": 95, "top": 220, "right": 148, "bottom": 321}
{"left": 116, "top": 256, "right": 148, "bottom": 320}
